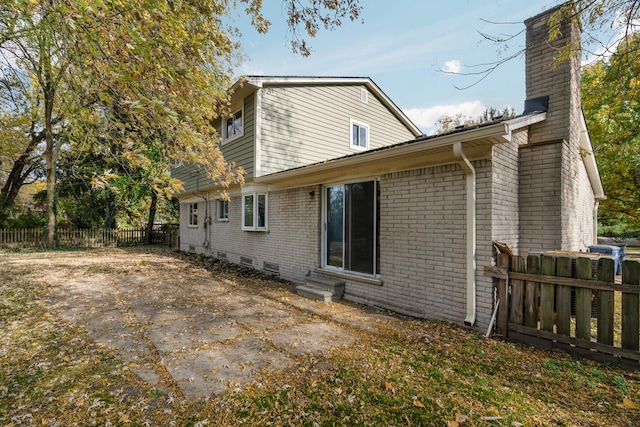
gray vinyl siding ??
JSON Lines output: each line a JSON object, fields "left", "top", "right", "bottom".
{"left": 171, "top": 163, "right": 210, "bottom": 194}
{"left": 259, "top": 84, "right": 416, "bottom": 176}
{"left": 221, "top": 94, "right": 256, "bottom": 178}
{"left": 173, "top": 94, "right": 256, "bottom": 195}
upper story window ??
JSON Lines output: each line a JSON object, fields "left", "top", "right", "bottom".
{"left": 188, "top": 202, "right": 198, "bottom": 227}
{"left": 224, "top": 107, "right": 243, "bottom": 141}
{"left": 242, "top": 192, "right": 267, "bottom": 231}
{"left": 350, "top": 119, "right": 369, "bottom": 151}
{"left": 216, "top": 199, "right": 229, "bottom": 221}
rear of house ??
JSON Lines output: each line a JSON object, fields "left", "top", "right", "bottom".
{"left": 174, "top": 4, "right": 604, "bottom": 332}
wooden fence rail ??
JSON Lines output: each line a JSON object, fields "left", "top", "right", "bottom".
{"left": 0, "top": 226, "right": 179, "bottom": 249}
{"left": 486, "top": 253, "right": 640, "bottom": 368}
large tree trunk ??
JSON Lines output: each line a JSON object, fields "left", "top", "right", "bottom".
{"left": 44, "top": 84, "right": 58, "bottom": 247}
{"left": 145, "top": 191, "right": 158, "bottom": 245}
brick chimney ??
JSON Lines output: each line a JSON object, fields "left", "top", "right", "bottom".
{"left": 519, "top": 2, "right": 596, "bottom": 252}
{"left": 524, "top": 2, "right": 582, "bottom": 144}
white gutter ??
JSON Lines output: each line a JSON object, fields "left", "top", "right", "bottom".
{"left": 579, "top": 112, "right": 605, "bottom": 200}
{"left": 453, "top": 142, "right": 477, "bottom": 326}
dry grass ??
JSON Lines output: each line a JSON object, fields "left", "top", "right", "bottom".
{"left": 1, "top": 246, "right": 640, "bottom": 426}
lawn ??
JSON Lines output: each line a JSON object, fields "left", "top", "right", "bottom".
{"left": 1, "top": 246, "right": 640, "bottom": 426}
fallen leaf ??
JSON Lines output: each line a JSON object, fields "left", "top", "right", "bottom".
{"left": 334, "top": 387, "right": 343, "bottom": 395}
{"left": 623, "top": 398, "right": 640, "bottom": 410}
{"left": 385, "top": 382, "right": 394, "bottom": 393}
{"left": 413, "top": 400, "right": 425, "bottom": 408}
{"left": 456, "top": 413, "right": 468, "bottom": 423}
{"left": 447, "top": 421, "right": 459, "bottom": 427}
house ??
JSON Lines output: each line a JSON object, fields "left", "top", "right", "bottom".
{"left": 173, "top": 4, "right": 604, "bottom": 332}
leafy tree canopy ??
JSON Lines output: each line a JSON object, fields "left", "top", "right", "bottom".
{"left": 582, "top": 31, "right": 640, "bottom": 232}
{"left": 0, "top": 0, "right": 362, "bottom": 241}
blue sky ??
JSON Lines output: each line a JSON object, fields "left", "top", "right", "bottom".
{"left": 228, "top": 1, "right": 567, "bottom": 134}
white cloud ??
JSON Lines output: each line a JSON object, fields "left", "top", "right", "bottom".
{"left": 404, "top": 100, "right": 486, "bottom": 134}
{"left": 442, "top": 59, "right": 462, "bottom": 74}
{"left": 238, "top": 63, "right": 266, "bottom": 76}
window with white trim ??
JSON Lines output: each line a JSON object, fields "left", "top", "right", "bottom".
{"left": 188, "top": 203, "right": 198, "bottom": 227}
{"left": 225, "top": 107, "right": 243, "bottom": 140}
{"left": 242, "top": 192, "right": 267, "bottom": 231}
{"left": 216, "top": 199, "right": 229, "bottom": 221}
{"left": 350, "top": 119, "right": 369, "bottom": 150}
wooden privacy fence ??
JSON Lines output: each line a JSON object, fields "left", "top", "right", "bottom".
{"left": 0, "top": 225, "right": 179, "bottom": 249}
{"left": 486, "top": 253, "right": 640, "bottom": 368}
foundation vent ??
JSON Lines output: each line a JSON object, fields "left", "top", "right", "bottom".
{"left": 263, "top": 262, "right": 280, "bottom": 274}
{"left": 240, "top": 256, "right": 253, "bottom": 266}
{"left": 188, "top": 245, "right": 196, "bottom": 253}
{"left": 217, "top": 251, "right": 227, "bottom": 260}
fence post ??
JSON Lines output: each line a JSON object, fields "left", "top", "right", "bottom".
{"left": 525, "top": 255, "right": 540, "bottom": 328}
{"left": 540, "top": 255, "right": 556, "bottom": 332}
{"left": 509, "top": 256, "right": 525, "bottom": 325}
{"left": 496, "top": 253, "right": 511, "bottom": 337}
{"left": 575, "top": 257, "right": 593, "bottom": 340}
{"left": 597, "top": 258, "right": 615, "bottom": 346}
{"left": 556, "top": 256, "right": 572, "bottom": 337}
{"left": 622, "top": 260, "right": 640, "bottom": 351}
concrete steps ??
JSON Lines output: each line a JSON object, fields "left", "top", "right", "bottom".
{"left": 296, "top": 275, "right": 345, "bottom": 302}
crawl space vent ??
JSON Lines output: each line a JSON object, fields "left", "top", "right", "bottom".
{"left": 263, "top": 262, "right": 280, "bottom": 274}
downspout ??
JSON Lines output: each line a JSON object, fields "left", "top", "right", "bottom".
{"left": 453, "top": 142, "right": 476, "bottom": 326}
{"left": 593, "top": 201, "right": 599, "bottom": 245}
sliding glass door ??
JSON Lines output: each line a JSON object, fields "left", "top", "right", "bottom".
{"left": 325, "top": 180, "right": 379, "bottom": 275}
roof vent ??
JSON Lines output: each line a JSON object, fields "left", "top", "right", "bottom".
{"left": 360, "top": 88, "right": 368, "bottom": 103}
{"left": 523, "top": 95, "right": 549, "bottom": 114}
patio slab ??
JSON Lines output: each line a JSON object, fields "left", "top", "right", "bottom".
{"left": 49, "top": 272, "right": 377, "bottom": 400}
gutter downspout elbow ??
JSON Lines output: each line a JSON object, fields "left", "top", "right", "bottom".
{"left": 453, "top": 142, "right": 477, "bottom": 327}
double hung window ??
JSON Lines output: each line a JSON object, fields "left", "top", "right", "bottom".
{"left": 188, "top": 203, "right": 198, "bottom": 227}
{"left": 216, "top": 199, "right": 229, "bottom": 221}
{"left": 225, "top": 108, "right": 243, "bottom": 140}
{"left": 325, "top": 180, "right": 379, "bottom": 275}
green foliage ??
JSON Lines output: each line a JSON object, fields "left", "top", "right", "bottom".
{"left": 0, "top": 0, "right": 361, "bottom": 241}
{"left": 1, "top": 208, "right": 45, "bottom": 229}
{"left": 582, "top": 32, "right": 640, "bottom": 233}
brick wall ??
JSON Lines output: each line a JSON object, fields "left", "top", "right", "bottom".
{"left": 344, "top": 161, "right": 495, "bottom": 330}
{"left": 490, "top": 128, "right": 526, "bottom": 254}
{"left": 182, "top": 185, "right": 322, "bottom": 284}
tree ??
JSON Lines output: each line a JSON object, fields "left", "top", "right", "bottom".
{"left": 434, "top": 106, "right": 516, "bottom": 134}
{"left": 0, "top": 0, "right": 362, "bottom": 245}
{"left": 0, "top": 75, "right": 46, "bottom": 226}
{"left": 582, "top": 32, "right": 640, "bottom": 231}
